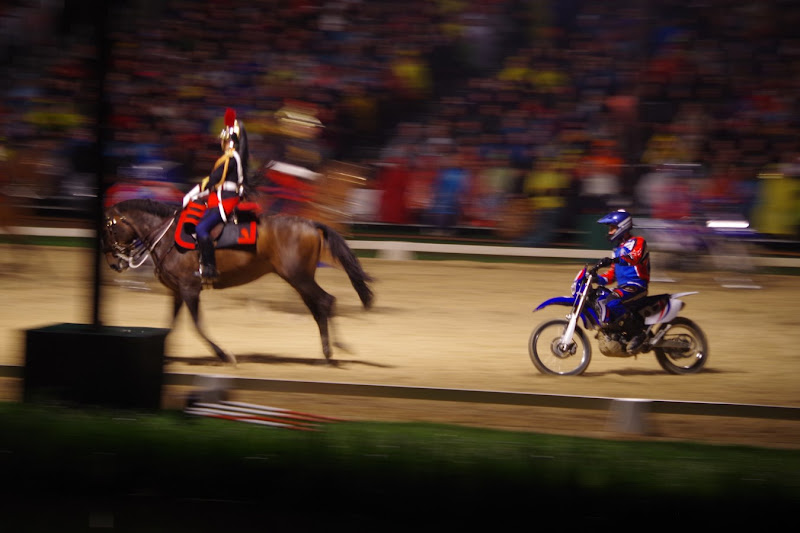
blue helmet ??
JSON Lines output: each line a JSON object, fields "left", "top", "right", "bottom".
{"left": 598, "top": 210, "right": 633, "bottom": 243}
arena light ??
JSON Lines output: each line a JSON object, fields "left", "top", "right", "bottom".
{"left": 706, "top": 220, "right": 750, "bottom": 229}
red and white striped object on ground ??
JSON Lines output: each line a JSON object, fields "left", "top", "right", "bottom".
{"left": 185, "top": 400, "right": 345, "bottom": 431}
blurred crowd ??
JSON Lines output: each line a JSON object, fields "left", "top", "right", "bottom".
{"left": 1, "top": 0, "right": 799, "bottom": 245}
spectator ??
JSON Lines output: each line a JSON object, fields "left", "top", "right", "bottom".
{"left": 405, "top": 151, "right": 438, "bottom": 225}
{"left": 429, "top": 150, "right": 469, "bottom": 233}
{"left": 635, "top": 164, "right": 694, "bottom": 221}
{"left": 575, "top": 139, "right": 624, "bottom": 214}
{"left": 518, "top": 156, "right": 571, "bottom": 247}
{"left": 376, "top": 152, "right": 410, "bottom": 225}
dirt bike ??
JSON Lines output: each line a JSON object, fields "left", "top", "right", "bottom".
{"left": 528, "top": 262, "right": 708, "bottom": 376}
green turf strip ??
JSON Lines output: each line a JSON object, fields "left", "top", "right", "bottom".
{"left": 0, "top": 402, "right": 796, "bottom": 529}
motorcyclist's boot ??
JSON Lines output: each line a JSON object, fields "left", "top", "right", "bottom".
{"left": 623, "top": 311, "right": 646, "bottom": 353}
{"left": 196, "top": 237, "right": 219, "bottom": 282}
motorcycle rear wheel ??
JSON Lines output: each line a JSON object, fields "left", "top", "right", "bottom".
{"left": 654, "top": 317, "right": 708, "bottom": 374}
{"left": 529, "top": 319, "right": 591, "bottom": 376}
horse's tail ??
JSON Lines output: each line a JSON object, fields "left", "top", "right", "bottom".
{"left": 314, "top": 221, "right": 374, "bottom": 309}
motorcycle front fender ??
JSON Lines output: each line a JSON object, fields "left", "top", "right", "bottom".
{"left": 534, "top": 297, "right": 596, "bottom": 329}
{"left": 534, "top": 296, "right": 574, "bottom": 311}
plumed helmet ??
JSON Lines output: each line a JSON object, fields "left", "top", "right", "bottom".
{"left": 219, "top": 108, "right": 241, "bottom": 152}
{"left": 598, "top": 209, "right": 633, "bottom": 243}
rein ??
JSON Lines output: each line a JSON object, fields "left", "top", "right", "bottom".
{"left": 141, "top": 215, "right": 177, "bottom": 268}
{"left": 108, "top": 212, "right": 177, "bottom": 270}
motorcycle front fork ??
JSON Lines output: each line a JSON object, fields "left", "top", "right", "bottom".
{"left": 559, "top": 310, "right": 582, "bottom": 349}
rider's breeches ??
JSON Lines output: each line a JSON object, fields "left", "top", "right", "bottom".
{"left": 198, "top": 191, "right": 240, "bottom": 240}
{"left": 196, "top": 207, "right": 223, "bottom": 242}
{"left": 606, "top": 285, "right": 647, "bottom": 321}
{"left": 196, "top": 208, "right": 222, "bottom": 270}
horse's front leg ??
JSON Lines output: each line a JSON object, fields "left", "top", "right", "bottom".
{"left": 181, "top": 287, "right": 237, "bottom": 366}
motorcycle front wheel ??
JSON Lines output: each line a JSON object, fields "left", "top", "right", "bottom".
{"left": 654, "top": 317, "right": 708, "bottom": 374}
{"left": 528, "top": 319, "right": 591, "bottom": 376}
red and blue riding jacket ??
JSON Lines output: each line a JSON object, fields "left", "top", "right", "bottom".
{"left": 597, "top": 235, "right": 650, "bottom": 292}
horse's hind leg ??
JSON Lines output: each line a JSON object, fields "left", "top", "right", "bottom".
{"left": 291, "top": 277, "right": 336, "bottom": 361}
{"left": 170, "top": 292, "right": 184, "bottom": 328}
{"left": 181, "top": 288, "right": 237, "bottom": 366}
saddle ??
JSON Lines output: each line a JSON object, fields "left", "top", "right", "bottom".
{"left": 627, "top": 293, "right": 671, "bottom": 319}
{"left": 175, "top": 200, "right": 262, "bottom": 251}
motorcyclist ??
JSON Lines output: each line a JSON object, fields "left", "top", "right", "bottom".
{"left": 194, "top": 108, "right": 249, "bottom": 282}
{"left": 594, "top": 209, "right": 650, "bottom": 352}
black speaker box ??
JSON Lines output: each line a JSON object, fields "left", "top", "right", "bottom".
{"left": 24, "top": 323, "right": 168, "bottom": 410}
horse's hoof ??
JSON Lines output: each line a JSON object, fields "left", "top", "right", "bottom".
{"left": 220, "top": 351, "right": 237, "bottom": 366}
{"left": 333, "top": 341, "right": 352, "bottom": 354}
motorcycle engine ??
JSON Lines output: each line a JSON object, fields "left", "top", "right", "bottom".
{"left": 596, "top": 332, "right": 629, "bottom": 357}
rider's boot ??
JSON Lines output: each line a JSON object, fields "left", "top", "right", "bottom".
{"left": 623, "top": 311, "right": 646, "bottom": 353}
{"left": 196, "top": 237, "right": 220, "bottom": 282}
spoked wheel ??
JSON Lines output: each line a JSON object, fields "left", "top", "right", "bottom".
{"left": 528, "top": 319, "right": 591, "bottom": 376}
{"left": 654, "top": 317, "right": 709, "bottom": 374}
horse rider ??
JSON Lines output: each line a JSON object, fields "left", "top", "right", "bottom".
{"left": 594, "top": 209, "right": 651, "bottom": 352}
{"left": 194, "top": 108, "right": 249, "bottom": 282}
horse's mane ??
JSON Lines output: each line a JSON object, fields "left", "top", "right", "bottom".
{"left": 113, "top": 198, "right": 180, "bottom": 218}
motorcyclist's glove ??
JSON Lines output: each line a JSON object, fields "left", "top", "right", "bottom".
{"left": 595, "top": 257, "right": 612, "bottom": 269}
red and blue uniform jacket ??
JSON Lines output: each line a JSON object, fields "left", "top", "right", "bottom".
{"left": 207, "top": 149, "right": 244, "bottom": 217}
{"left": 597, "top": 235, "right": 650, "bottom": 290}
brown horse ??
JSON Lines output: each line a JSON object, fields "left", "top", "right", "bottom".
{"left": 102, "top": 198, "right": 374, "bottom": 365}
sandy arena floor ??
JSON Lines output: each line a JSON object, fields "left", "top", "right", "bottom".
{"left": 1, "top": 244, "right": 798, "bottom": 449}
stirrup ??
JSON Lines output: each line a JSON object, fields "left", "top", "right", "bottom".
{"left": 195, "top": 265, "right": 219, "bottom": 282}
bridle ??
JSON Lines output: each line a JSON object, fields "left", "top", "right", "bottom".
{"left": 104, "top": 211, "right": 177, "bottom": 270}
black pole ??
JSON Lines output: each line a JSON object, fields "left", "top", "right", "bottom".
{"left": 92, "top": 1, "right": 109, "bottom": 328}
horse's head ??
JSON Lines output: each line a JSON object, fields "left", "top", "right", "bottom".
{"left": 102, "top": 208, "right": 139, "bottom": 272}
{"left": 102, "top": 199, "right": 179, "bottom": 273}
